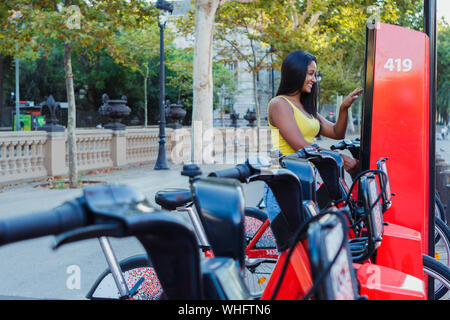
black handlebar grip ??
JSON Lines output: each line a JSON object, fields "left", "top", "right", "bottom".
{"left": 0, "top": 199, "right": 86, "bottom": 246}
{"left": 208, "top": 164, "right": 252, "bottom": 183}
{"left": 330, "top": 141, "right": 346, "bottom": 150}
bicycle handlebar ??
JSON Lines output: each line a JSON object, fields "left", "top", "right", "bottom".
{"left": 0, "top": 199, "right": 86, "bottom": 246}
{"left": 330, "top": 140, "right": 348, "bottom": 151}
{"left": 330, "top": 139, "right": 360, "bottom": 160}
{"left": 208, "top": 163, "right": 253, "bottom": 183}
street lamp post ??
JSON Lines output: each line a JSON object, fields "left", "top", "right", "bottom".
{"left": 316, "top": 70, "right": 322, "bottom": 140}
{"left": 154, "top": 0, "right": 173, "bottom": 170}
{"left": 15, "top": 58, "right": 21, "bottom": 131}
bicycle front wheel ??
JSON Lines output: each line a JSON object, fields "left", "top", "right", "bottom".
{"left": 423, "top": 254, "right": 450, "bottom": 300}
{"left": 243, "top": 207, "right": 277, "bottom": 296}
{"left": 244, "top": 207, "right": 277, "bottom": 250}
{"left": 87, "top": 254, "right": 163, "bottom": 300}
{"left": 435, "top": 191, "right": 447, "bottom": 224}
{"left": 435, "top": 217, "right": 450, "bottom": 269}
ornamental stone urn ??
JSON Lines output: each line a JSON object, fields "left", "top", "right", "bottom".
{"left": 165, "top": 100, "right": 186, "bottom": 129}
{"left": 98, "top": 94, "right": 131, "bottom": 130}
{"left": 243, "top": 108, "right": 256, "bottom": 127}
{"left": 230, "top": 110, "right": 239, "bottom": 128}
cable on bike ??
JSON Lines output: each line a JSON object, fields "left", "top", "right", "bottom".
{"left": 344, "top": 169, "right": 387, "bottom": 232}
{"left": 269, "top": 210, "right": 348, "bottom": 300}
{"left": 344, "top": 169, "right": 388, "bottom": 206}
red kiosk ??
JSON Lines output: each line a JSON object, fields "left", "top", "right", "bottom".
{"left": 359, "top": 0, "right": 438, "bottom": 298}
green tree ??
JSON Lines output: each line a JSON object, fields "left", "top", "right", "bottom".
{"left": 111, "top": 26, "right": 161, "bottom": 127}
{"left": 0, "top": 4, "right": 41, "bottom": 127}
{"left": 165, "top": 45, "right": 193, "bottom": 109}
{"left": 212, "top": 62, "right": 237, "bottom": 112}
{"left": 0, "top": 0, "right": 157, "bottom": 187}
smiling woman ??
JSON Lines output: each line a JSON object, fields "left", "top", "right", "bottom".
{"left": 267, "top": 50, "right": 362, "bottom": 163}
{"left": 265, "top": 50, "right": 362, "bottom": 223}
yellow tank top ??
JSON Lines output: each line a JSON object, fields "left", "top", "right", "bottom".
{"left": 268, "top": 96, "right": 321, "bottom": 155}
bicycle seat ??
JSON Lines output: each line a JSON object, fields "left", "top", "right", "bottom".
{"left": 154, "top": 188, "right": 192, "bottom": 210}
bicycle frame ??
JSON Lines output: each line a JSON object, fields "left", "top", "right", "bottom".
{"left": 259, "top": 207, "right": 426, "bottom": 300}
{"left": 170, "top": 201, "right": 278, "bottom": 260}
{"left": 242, "top": 160, "right": 427, "bottom": 300}
{"left": 245, "top": 218, "right": 278, "bottom": 259}
{"left": 282, "top": 151, "right": 425, "bottom": 281}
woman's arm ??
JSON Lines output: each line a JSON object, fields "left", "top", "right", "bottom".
{"left": 269, "top": 98, "right": 313, "bottom": 151}
{"left": 318, "top": 88, "right": 363, "bottom": 139}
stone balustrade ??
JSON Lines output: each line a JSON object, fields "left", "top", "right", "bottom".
{"left": 0, "top": 131, "right": 48, "bottom": 183}
{"left": 66, "top": 129, "right": 114, "bottom": 171}
{"left": 0, "top": 126, "right": 272, "bottom": 184}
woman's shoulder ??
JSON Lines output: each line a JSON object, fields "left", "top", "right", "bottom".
{"left": 268, "top": 97, "right": 294, "bottom": 127}
{"left": 268, "top": 96, "right": 292, "bottom": 112}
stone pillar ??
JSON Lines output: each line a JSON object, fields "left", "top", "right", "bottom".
{"left": 44, "top": 131, "right": 67, "bottom": 176}
{"left": 111, "top": 130, "right": 127, "bottom": 167}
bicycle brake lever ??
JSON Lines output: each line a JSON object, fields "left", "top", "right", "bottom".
{"left": 52, "top": 223, "right": 122, "bottom": 250}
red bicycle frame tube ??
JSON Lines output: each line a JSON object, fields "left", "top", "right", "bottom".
{"left": 245, "top": 219, "right": 279, "bottom": 259}
{"left": 261, "top": 241, "right": 313, "bottom": 300}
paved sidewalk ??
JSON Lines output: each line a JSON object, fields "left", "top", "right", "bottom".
{"left": 0, "top": 163, "right": 240, "bottom": 219}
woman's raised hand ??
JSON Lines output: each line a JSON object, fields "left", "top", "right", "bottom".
{"left": 341, "top": 88, "right": 363, "bottom": 110}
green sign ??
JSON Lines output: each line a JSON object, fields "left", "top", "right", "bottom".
{"left": 36, "top": 116, "right": 45, "bottom": 127}
{"left": 13, "top": 114, "right": 32, "bottom": 131}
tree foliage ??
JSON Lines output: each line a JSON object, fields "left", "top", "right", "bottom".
{"left": 437, "top": 19, "right": 450, "bottom": 123}
{"left": 179, "top": 0, "right": 425, "bottom": 107}
{"left": 0, "top": 0, "right": 159, "bottom": 187}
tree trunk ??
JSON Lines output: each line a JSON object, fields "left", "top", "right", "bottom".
{"left": 252, "top": 70, "right": 261, "bottom": 153}
{"left": 0, "top": 55, "right": 3, "bottom": 127}
{"left": 64, "top": 42, "right": 79, "bottom": 188}
{"left": 144, "top": 71, "right": 148, "bottom": 127}
{"left": 191, "top": 0, "right": 221, "bottom": 163}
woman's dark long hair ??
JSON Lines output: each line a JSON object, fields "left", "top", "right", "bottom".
{"left": 276, "top": 50, "right": 318, "bottom": 119}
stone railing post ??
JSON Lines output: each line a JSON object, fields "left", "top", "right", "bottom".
{"left": 44, "top": 131, "right": 67, "bottom": 176}
{"left": 111, "top": 130, "right": 127, "bottom": 167}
